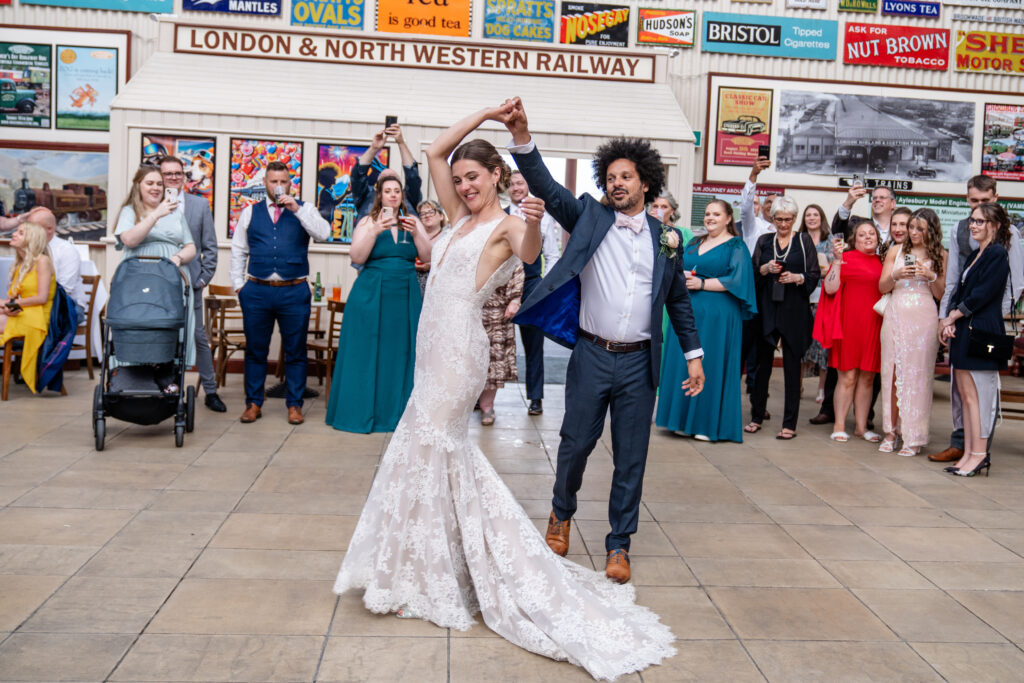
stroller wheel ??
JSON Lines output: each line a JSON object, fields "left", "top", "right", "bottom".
{"left": 185, "top": 386, "right": 196, "bottom": 433}
{"left": 95, "top": 418, "right": 105, "bottom": 452}
{"left": 92, "top": 384, "right": 103, "bottom": 421}
{"left": 174, "top": 424, "right": 185, "bottom": 448}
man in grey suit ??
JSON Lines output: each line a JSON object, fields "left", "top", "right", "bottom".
{"left": 160, "top": 156, "right": 226, "bottom": 412}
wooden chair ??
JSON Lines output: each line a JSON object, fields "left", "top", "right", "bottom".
{"left": 1, "top": 337, "right": 66, "bottom": 400}
{"left": 70, "top": 274, "right": 101, "bottom": 379}
{"left": 306, "top": 300, "right": 345, "bottom": 399}
{"left": 206, "top": 284, "right": 245, "bottom": 387}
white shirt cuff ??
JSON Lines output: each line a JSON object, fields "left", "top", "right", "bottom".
{"left": 684, "top": 348, "right": 704, "bottom": 360}
{"left": 507, "top": 138, "right": 536, "bottom": 154}
{"left": 838, "top": 205, "right": 851, "bottom": 220}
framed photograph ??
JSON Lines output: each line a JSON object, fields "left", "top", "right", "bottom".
{"left": 228, "top": 138, "right": 303, "bottom": 238}
{"left": 981, "top": 103, "right": 1024, "bottom": 182}
{"left": 141, "top": 133, "right": 216, "bottom": 216}
{"left": 55, "top": 45, "right": 118, "bottom": 131}
{"left": 316, "top": 143, "right": 390, "bottom": 244}
{"left": 0, "top": 42, "right": 51, "bottom": 129}
{"left": 714, "top": 87, "right": 772, "bottom": 167}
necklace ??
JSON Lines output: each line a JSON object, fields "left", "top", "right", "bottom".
{"left": 773, "top": 233, "right": 793, "bottom": 264}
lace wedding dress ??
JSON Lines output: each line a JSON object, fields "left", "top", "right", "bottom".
{"left": 334, "top": 216, "right": 676, "bottom": 680}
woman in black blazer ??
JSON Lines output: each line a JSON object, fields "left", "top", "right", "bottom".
{"left": 748, "top": 196, "right": 821, "bottom": 439}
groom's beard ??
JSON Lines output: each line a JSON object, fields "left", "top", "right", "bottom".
{"left": 609, "top": 191, "right": 641, "bottom": 213}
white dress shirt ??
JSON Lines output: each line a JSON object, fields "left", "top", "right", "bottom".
{"left": 47, "top": 235, "right": 86, "bottom": 310}
{"left": 230, "top": 198, "right": 331, "bottom": 291}
{"left": 739, "top": 179, "right": 775, "bottom": 255}
{"left": 509, "top": 201, "right": 562, "bottom": 274}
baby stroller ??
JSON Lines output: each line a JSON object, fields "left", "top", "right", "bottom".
{"left": 92, "top": 255, "right": 195, "bottom": 450}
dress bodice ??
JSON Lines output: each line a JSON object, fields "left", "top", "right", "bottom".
{"left": 426, "top": 216, "right": 520, "bottom": 309}
{"left": 363, "top": 228, "right": 418, "bottom": 273}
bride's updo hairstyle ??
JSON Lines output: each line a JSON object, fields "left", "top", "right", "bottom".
{"left": 451, "top": 139, "right": 512, "bottom": 193}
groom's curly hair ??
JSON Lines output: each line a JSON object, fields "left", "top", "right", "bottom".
{"left": 592, "top": 137, "right": 665, "bottom": 205}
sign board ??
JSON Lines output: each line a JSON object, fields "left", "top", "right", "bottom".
{"left": 184, "top": 0, "right": 282, "bottom": 15}
{"left": 376, "top": 0, "right": 472, "bottom": 37}
{"left": 559, "top": 3, "right": 630, "bottom": 48}
{"left": 483, "top": 0, "right": 555, "bottom": 42}
{"left": 701, "top": 12, "right": 839, "bottom": 60}
{"left": 844, "top": 23, "right": 949, "bottom": 70}
{"left": 881, "top": 0, "right": 940, "bottom": 17}
{"left": 292, "top": 0, "right": 364, "bottom": 29}
{"left": 955, "top": 30, "right": 1024, "bottom": 75}
{"left": 839, "top": 0, "right": 878, "bottom": 11}
{"left": 636, "top": 8, "right": 696, "bottom": 47}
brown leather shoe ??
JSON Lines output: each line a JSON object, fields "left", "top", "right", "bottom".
{"left": 605, "top": 549, "right": 631, "bottom": 583}
{"left": 545, "top": 511, "right": 571, "bottom": 557}
{"left": 928, "top": 446, "right": 964, "bottom": 462}
{"left": 287, "top": 406, "right": 304, "bottom": 425}
{"left": 239, "top": 404, "right": 261, "bottom": 423}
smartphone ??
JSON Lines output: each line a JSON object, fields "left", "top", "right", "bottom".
{"left": 852, "top": 173, "right": 863, "bottom": 188}
{"left": 4, "top": 300, "right": 21, "bottom": 313}
{"left": 904, "top": 253, "right": 917, "bottom": 267}
{"left": 385, "top": 115, "right": 398, "bottom": 129}
{"left": 757, "top": 144, "right": 770, "bottom": 160}
{"left": 164, "top": 187, "right": 178, "bottom": 202}
{"left": 381, "top": 206, "right": 394, "bottom": 224}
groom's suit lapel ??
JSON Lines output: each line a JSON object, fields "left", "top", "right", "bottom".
{"left": 648, "top": 214, "right": 666, "bottom": 296}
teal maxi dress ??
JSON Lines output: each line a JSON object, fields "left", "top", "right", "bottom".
{"left": 326, "top": 230, "right": 422, "bottom": 433}
{"left": 656, "top": 235, "right": 756, "bottom": 443}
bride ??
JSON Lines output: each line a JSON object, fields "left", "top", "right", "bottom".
{"left": 334, "top": 103, "right": 676, "bottom": 681}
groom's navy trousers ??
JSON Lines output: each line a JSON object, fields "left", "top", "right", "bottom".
{"left": 554, "top": 338, "right": 655, "bottom": 553}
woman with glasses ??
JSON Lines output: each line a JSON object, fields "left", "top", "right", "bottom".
{"left": 939, "top": 203, "right": 1012, "bottom": 477}
{"left": 414, "top": 200, "right": 447, "bottom": 294}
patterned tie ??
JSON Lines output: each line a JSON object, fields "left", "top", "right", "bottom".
{"left": 272, "top": 205, "right": 282, "bottom": 223}
{"left": 613, "top": 212, "right": 645, "bottom": 234}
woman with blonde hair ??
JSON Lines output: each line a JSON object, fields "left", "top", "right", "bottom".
{"left": 0, "top": 221, "right": 57, "bottom": 393}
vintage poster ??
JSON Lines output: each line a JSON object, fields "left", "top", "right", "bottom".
{"left": 317, "top": 144, "right": 390, "bottom": 244}
{"left": 55, "top": 46, "right": 118, "bottom": 131}
{"left": 376, "top": 0, "right": 471, "bottom": 37}
{"left": 944, "top": 0, "right": 1021, "bottom": 7}
{"left": 292, "top": 0, "right": 364, "bottom": 29}
{"left": 183, "top": 0, "right": 282, "bottom": 15}
{"left": 881, "top": 0, "right": 940, "bottom": 17}
{"left": 20, "top": 0, "right": 173, "bottom": 10}
{"left": 787, "top": 0, "right": 828, "bottom": 7}
{"left": 691, "top": 182, "right": 785, "bottom": 228}
{"left": 483, "top": 0, "right": 555, "bottom": 43}
{"left": 0, "top": 43, "right": 51, "bottom": 129}
{"left": 776, "top": 90, "right": 974, "bottom": 182}
{"left": 844, "top": 23, "right": 949, "bottom": 70}
{"left": 142, "top": 134, "right": 217, "bottom": 216}
{"left": 228, "top": 139, "right": 303, "bottom": 238}
{"left": 636, "top": 9, "right": 696, "bottom": 47}
{"left": 702, "top": 12, "right": 838, "bottom": 60}
{"left": 894, "top": 194, "right": 1024, "bottom": 246}
{"left": 559, "top": 3, "right": 630, "bottom": 48}
{"left": 955, "top": 30, "right": 1024, "bottom": 76}
{"left": 715, "top": 87, "right": 772, "bottom": 167}
{"left": 981, "top": 104, "right": 1024, "bottom": 182}
{"left": 0, "top": 146, "right": 109, "bottom": 243}
{"left": 839, "top": 0, "right": 879, "bottom": 11}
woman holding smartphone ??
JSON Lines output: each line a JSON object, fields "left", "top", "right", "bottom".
{"left": 326, "top": 173, "right": 434, "bottom": 433}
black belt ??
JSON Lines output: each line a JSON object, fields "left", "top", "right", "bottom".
{"left": 247, "top": 277, "right": 307, "bottom": 287}
{"left": 579, "top": 329, "right": 650, "bottom": 353}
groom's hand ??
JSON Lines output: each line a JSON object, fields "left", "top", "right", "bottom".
{"left": 504, "top": 97, "right": 531, "bottom": 146}
{"left": 682, "top": 358, "right": 705, "bottom": 397}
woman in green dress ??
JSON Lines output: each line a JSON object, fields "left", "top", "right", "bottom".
{"left": 656, "top": 200, "right": 756, "bottom": 442}
{"left": 326, "top": 175, "right": 433, "bottom": 433}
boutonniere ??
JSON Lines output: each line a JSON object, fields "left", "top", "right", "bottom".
{"left": 659, "top": 226, "right": 680, "bottom": 259}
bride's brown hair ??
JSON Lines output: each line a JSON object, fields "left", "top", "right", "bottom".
{"left": 450, "top": 139, "right": 512, "bottom": 193}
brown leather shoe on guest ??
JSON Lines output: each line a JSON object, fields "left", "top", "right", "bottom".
{"left": 239, "top": 404, "right": 262, "bottom": 423}
{"left": 545, "top": 511, "right": 571, "bottom": 557}
{"left": 605, "top": 549, "right": 631, "bottom": 583}
{"left": 928, "top": 446, "right": 964, "bottom": 462}
{"left": 288, "top": 406, "right": 305, "bottom": 425}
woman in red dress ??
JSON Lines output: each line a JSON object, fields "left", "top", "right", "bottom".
{"left": 814, "top": 220, "right": 883, "bottom": 443}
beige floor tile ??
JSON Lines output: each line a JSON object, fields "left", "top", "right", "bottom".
{"left": 745, "top": 641, "right": 941, "bottom": 682}
{"left": 0, "top": 452, "right": 82, "bottom": 488}
{"left": 330, "top": 591, "right": 447, "bottom": 637}
{"left": 734, "top": 481, "right": 824, "bottom": 507}
{"left": 0, "top": 485, "right": 31, "bottom": 506}
{"left": 449, "top": 635, "right": 614, "bottom": 682}
{"left": 635, "top": 587, "right": 735, "bottom": 639}
{"left": 864, "top": 526, "right": 1022, "bottom": 562}
{"left": 78, "top": 546, "right": 202, "bottom": 579}
{"left": 707, "top": 587, "right": 897, "bottom": 641}
{"left": 319, "top": 635, "right": 446, "bottom": 683}
{"left": 946, "top": 508, "right": 1024, "bottom": 529}
{"left": 11, "top": 486, "right": 159, "bottom": 510}
{"left": 169, "top": 465, "right": 263, "bottom": 492}
{"left": 783, "top": 525, "right": 897, "bottom": 561}
{"left": 642, "top": 475, "right": 751, "bottom": 505}
{"left": 642, "top": 640, "right": 763, "bottom": 682}
{"left": 189, "top": 548, "right": 344, "bottom": 581}
{"left": 981, "top": 528, "right": 1024, "bottom": 557}
{"left": 268, "top": 449, "right": 382, "bottom": 469}
{"left": 836, "top": 505, "right": 965, "bottom": 528}
{"left": 854, "top": 589, "right": 1005, "bottom": 643}
{"left": 948, "top": 590, "right": 1024, "bottom": 641}
{"left": 234, "top": 491, "right": 369, "bottom": 516}
{"left": 820, "top": 560, "right": 935, "bottom": 589}
{"left": 210, "top": 513, "right": 357, "bottom": 551}
{"left": 615, "top": 555, "right": 698, "bottom": 586}
{"left": 574, "top": 520, "right": 677, "bottom": 556}
{"left": 909, "top": 485, "right": 1006, "bottom": 511}
{"left": 21, "top": 576, "right": 177, "bottom": 634}
{"left": 0, "top": 574, "right": 66, "bottom": 630}
{"left": 0, "top": 633, "right": 134, "bottom": 681}
{"left": 0, "top": 544, "right": 98, "bottom": 575}
{"left": 910, "top": 642, "right": 1024, "bottom": 682}
{"left": 663, "top": 523, "right": 810, "bottom": 560}
{"left": 518, "top": 499, "right": 654, "bottom": 522}
{"left": 800, "top": 480, "right": 931, "bottom": 508}
{"left": 0, "top": 507, "right": 133, "bottom": 546}
{"left": 758, "top": 505, "right": 851, "bottom": 526}
{"left": 110, "top": 633, "right": 323, "bottom": 682}
{"left": 911, "top": 561, "right": 1024, "bottom": 590}
{"left": 147, "top": 490, "right": 244, "bottom": 512}
{"left": 250, "top": 466, "right": 375, "bottom": 495}
{"left": 645, "top": 502, "right": 771, "bottom": 524}
{"left": 46, "top": 460, "right": 187, "bottom": 490}
{"left": 149, "top": 578, "right": 335, "bottom": 635}
{"left": 688, "top": 558, "right": 840, "bottom": 588}
{"left": 109, "top": 510, "right": 228, "bottom": 549}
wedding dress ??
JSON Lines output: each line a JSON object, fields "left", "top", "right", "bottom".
{"left": 334, "top": 216, "right": 676, "bottom": 681}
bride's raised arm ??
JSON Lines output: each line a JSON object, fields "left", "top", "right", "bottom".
{"left": 507, "top": 196, "right": 543, "bottom": 265}
{"left": 426, "top": 102, "right": 515, "bottom": 227}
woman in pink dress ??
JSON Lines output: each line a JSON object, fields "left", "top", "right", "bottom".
{"left": 878, "top": 208, "right": 947, "bottom": 455}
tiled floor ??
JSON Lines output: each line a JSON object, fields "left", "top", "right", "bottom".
{"left": 2, "top": 370, "right": 1024, "bottom": 682}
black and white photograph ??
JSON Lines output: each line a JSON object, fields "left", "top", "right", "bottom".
{"left": 776, "top": 90, "right": 975, "bottom": 182}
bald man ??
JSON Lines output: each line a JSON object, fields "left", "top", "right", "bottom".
{"left": 26, "top": 207, "right": 86, "bottom": 322}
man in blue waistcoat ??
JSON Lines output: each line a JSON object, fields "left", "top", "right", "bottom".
{"left": 230, "top": 161, "right": 331, "bottom": 425}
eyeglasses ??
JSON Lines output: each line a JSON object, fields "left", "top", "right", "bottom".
{"left": 162, "top": 171, "right": 184, "bottom": 178}
{"left": 419, "top": 210, "right": 436, "bottom": 217}
{"left": 773, "top": 217, "right": 796, "bottom": 224}
{"left": 969, "top": 218, "right": 988, "bottom": 226}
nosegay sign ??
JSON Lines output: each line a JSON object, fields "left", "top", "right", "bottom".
{"left": 844, "top": 23, "right": 950, "bottom": 70}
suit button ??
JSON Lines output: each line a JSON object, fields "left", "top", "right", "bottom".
{"left": 569, "top": 271, "right": 577, "bottom": 276}
{"left": 547, "top": 285, "right": 554, "bottom": 291}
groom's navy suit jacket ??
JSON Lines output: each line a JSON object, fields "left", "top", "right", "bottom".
{"left": 511, "top": 145, "right": 701, "bottom": 389}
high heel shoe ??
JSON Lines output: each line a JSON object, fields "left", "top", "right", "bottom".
{"left": 955, "top": 453, "right": 991, "bottom": 478}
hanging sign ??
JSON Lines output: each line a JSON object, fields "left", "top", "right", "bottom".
{"left": 881, "top": 0, "right": 940, "bottom": 16}
{"left": 483, "top": 0, "right": 555, "bottom": 43}
{"left": 636, "top": 8, "right": 696, "bottom": 47}
{"left": 559, "top": 2, "right": 630, "bottom": 48}
{"left": 844, "top": 23, "right": 949, "bottom": 70}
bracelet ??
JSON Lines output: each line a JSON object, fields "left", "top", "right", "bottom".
{"left": 927, "top": 274, "right": 938, "bottom": 283}
{"left": 700, "top": 278, "right": 705, "bottom": 290}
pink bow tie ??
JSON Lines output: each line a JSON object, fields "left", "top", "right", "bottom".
{"left": 614, "top": 212, "right": 646, "bottom": 234}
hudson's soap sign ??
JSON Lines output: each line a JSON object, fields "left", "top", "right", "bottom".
{"left": 560, "top": 2, "right": 630, "bottom": 48}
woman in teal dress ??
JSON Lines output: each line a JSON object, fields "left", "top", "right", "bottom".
{"left": 113, "top": 165, "right": 197, "bottom": 371}
{"left": 656, "top": 200, "right": 756, "bottom": 443}
{"left": 327, "top": 175, "right": 433, "bottom": 433}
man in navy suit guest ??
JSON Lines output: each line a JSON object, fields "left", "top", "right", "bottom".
{"left": 505, "top": 98, "right": 704, "bottom": 584}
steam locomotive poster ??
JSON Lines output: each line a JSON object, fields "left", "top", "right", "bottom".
{"left": 317, "top": 144, "right": 389, "bottom": 244}
{"left": 0, "top": 145, "right": 108, "bottom": 243}
{"left": 228, "top": 138, "right": 302, "bottom": 238}
{"left": 0, "top": 42, "right": 51, "bottom": 129}
{"left": 982, "top": 103, "right": 1024, "bottom": 182}
{"left": 55, "top": 46, "right": 118, "bottom": 131}
{"left": 141, "top": 134, "right": 216, "bottom": 215}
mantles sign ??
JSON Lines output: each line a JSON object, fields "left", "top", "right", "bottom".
{"left": 174, "top": 24, "right": 655, "bottom": 82}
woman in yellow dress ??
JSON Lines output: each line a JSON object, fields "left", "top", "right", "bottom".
{"left": 0, "top": 221, "right": 57, "bottom": 394}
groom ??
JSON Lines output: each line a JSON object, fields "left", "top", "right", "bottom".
{"left": 505, "top": 98, "right": 705, "bottom": 583}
